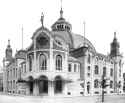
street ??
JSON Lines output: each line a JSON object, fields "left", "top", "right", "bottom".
{"left": 0, "top": 94, "right": 125, "bottom": 103}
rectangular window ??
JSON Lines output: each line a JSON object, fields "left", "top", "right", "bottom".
{"left": 74, "top": 64, "right": 77, "bottom": 72}
{"left": 29, "top": 55, "right": 32, "bottom": 71}
{"left": 87, "top": 73, "right": 90, "bottom": 77}
{"left": 103, "top": 67, "right": 106, "bottom": 77}
{"left": 88, "top": 66, "right": 90, "bottom": 71}
{"left": 87, "top": 66, "right": 91, "bottom": 77}
{"left": 13, "top": 68, "right": 15, "bottom": 77}
{"left": 68, "top": 64, "right": 71, "bottom": 72}
{"left": 119, "top": 68, "right": 121, "bottom": 77}
{"left": 24, "top": 64, "right": 26, "bottom": 73}
{"left": 16, "top": 68, "right": 17, "bottom": 78}
{"left": 10, "top": 70, "right": 12, "bottom": 78}
{"left": 110, "top": 68, "right": 113, "bottom": 77}
{"left": 8, "top": 71, "right": 9, "bottom": 78}
{"left": 78, "top": 64, "right": 80, "bottom": 72}
{"left": 88, "top": 54, "right": 91, "bottom": 64}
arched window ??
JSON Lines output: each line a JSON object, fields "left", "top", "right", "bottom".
{"left": 110, "top": 68, "right": 113, "bottom": 77}
{"left": 103, "top": 67, "right": 106, "bottom": 77}
{"left": 94, "top": 79, "right": 99, "bottom": 88}
{"left": 94, "top": 65, "right": 99, "bottom": 75}
{"left": 54, "top": 76, "right": 63, "bottom": 93}
{"left": 39, "top": 54, "right": 47, "bottom": 70}
{"left": 118, "top": 81, "right": 121, "bottom": 88}
{"left": 88, "top": 54, "right": 91, "bottom": 64}
{"left": 29, "top": 55, "right": 32, "bottom": 71}
{"left": 56, "top": 55, "right": 62, "bottom": 70}
{"left": 110, "top": 81, "right": 113, "bottom": 88}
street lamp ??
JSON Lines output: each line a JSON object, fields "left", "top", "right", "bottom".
{"left": 101, "top": 75, "right": 109, "bottom": 103}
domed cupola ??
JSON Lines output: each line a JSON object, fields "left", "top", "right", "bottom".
{"left": 51, "top": 7, "right": 72, "bottom": 32}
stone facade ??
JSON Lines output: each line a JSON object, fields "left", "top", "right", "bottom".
{"left": 3, "top": 7, "right": 124, "bottom": 97}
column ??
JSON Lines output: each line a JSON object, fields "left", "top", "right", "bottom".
{"left": 33, "top": 39, "right": 37, "bottom": 72}
{"left": 48, "top": 81, "right": 54, "bottom": 96}
{"left": 33, "top": 81, "right": 39, "bottom": 96}
{"left": 63, "top": 82, "right": 68, "bottom": 96}
{"left": 49, "top": 38, "right": 53, "bottom": 71}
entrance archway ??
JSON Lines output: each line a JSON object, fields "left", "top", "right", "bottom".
{"left": 28, "top": 76, "right": 34, "bottom": 95}
{"left": 38, "top": 75, "right": 48, "bottom": 94}
{"left": 54, "top": 76, "right": 63, "bottom": 94}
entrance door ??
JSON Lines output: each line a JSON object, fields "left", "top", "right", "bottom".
{"left": 29, "top": 82, "right": 33, "bottom": 94}
{"left": 39, "top": 76, "right": 48, "bottom": 94}
{"left": 54, "top": 76, "right": 63, "bottom": 94}
{"left": 28, "top": 76, "right": 34, "bottom": 95}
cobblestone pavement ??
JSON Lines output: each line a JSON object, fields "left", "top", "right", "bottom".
{"left": 0, "top": 93, "right": 125, "bottom": 103}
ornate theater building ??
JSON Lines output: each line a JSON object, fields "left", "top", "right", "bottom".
{"left": 3, "top": 7, "right": 124, "bottom": 96}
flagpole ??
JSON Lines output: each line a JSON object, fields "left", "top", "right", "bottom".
{"left": 22, "top": 25, "right": 23, "bottom": 49}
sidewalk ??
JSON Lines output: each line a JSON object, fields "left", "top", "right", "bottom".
{"left": 0, "top": 93, "right": 125, "bottom": 103}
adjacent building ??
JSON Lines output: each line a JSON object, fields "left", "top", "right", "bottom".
{"left": 3, "top": 7, "right": 124, "bottom": 96}
{"left": 0, "top": 71, "right": 3, "bottom": 92}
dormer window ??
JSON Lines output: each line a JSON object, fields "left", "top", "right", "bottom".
{"left": 37, "top": 36, "right": 48, "bottom": 46}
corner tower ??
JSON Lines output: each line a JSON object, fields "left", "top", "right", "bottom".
{"left": 5, "top": 39, "right": 13, "bottom": 61}
{"left": 51, "top": 2, "right": 74, "bottom": 50}
{"left": 110, "top": 32, "right": 123, "bottom": 93}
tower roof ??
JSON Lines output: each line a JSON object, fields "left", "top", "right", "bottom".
{"left": 51, "top": 2, "right": 72, "bottom": 32}
{"left": 112, "top": 32, "right": 119, "bottom": 47}
{"left": 6, "top": 39, "right": 12, "bottom": 50}
{"left": 110, "top": 32, "right": 120, "bottom": 57}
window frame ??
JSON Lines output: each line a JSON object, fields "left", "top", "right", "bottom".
{"left": 56, "top": 55, "right": 62, "bottom": 71}
{"left": 39, "top": 54, "right": 47, "bottom": 70}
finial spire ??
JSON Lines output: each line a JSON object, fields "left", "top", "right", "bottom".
{"left": 7, "top": 39, "right": 10, "bottom": 48}
{"left": 41, "top": 12, "right": 44, "bottom": 27}
{"left": 83, "top": 21, "right": 86, "bottom": 46}
{"left": 114, "top": 31, "right": 116, "bottom": 38}
{"left": 60, "top": 0, "right": 63, "bottom": 18}
{"left": 22, "top": 25, "right": 24, "bottom": 49}
{"left": 8, "top": 39, "right": 10, "bottom": 45}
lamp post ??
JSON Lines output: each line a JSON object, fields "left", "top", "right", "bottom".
{"left": 101, "top": 75, "right": 105, "bottom": 103}
{"left": 101, "top": 75, "right": 109, "bottom": 103}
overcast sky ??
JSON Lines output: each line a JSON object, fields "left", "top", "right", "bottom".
{"left": 0, "top": 0, "right": 125, "bottom": 68}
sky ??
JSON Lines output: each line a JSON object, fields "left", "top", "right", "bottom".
{"left": 0, "top": 0, "right": 125, "bottom": 68}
